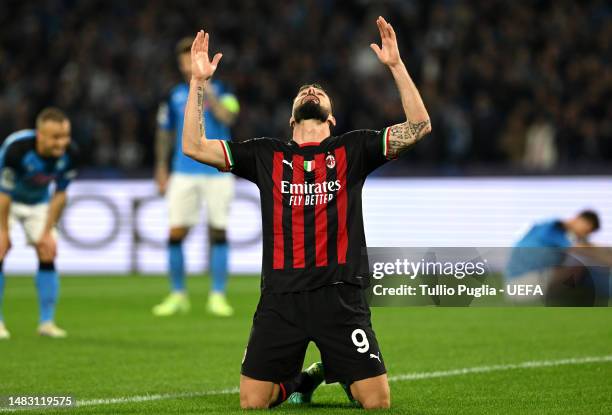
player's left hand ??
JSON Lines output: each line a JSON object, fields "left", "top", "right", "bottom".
{"left": 370, "top": 16, "right": 402, "bottom": 68}
{"left": 191, "top": 30, "right": 223, "bottom": 81}
{"left": 37, "top": 232, "right": 57, "bottom": 261}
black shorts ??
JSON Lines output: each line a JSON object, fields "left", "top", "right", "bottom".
{"left": 241, "top": 283, "right": 386, "bottom": 384}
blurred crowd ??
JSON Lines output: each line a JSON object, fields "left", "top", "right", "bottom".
{"left": 1, "top": 0, "right": 611, "bottom": 175}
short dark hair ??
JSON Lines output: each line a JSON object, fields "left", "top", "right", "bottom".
{"left": 175, "top": 37, "right": 193, "bottom": 56}
{"left": 36, "top": 107, "right": 68, "bottom": 128}
{"left": 578, "top": 210, "right": 600, "bottom": 232}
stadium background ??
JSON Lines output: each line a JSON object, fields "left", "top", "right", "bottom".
{"left": 1, "top": 0, "right": 611, "bottom": 273}
{"left": 1, "top": 2, "right": 611, "bottom": 414}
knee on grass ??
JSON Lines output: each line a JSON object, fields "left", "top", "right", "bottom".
{"left": 239, "top": 393, "right": 272, "bottom": 409}
{"left": 352, "top": 384, "right": 391, "bottom": 409}
{"left": 360, "top": 395, "right": 391, "bottom": 410}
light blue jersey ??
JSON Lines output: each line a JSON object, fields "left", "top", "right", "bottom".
{"left": 505, "top": 220, "right": 572, "bottom": 278}
{"left": 157, "top": 80, "right": 238, "bottom": 175}
{"left": 0, "top": 130, "right": 78, "bottom": 205}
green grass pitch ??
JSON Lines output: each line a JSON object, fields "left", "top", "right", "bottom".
{"left": 0, "top": 275, "right": 611, "bottom": 414}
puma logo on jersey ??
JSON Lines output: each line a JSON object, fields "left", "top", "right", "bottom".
{"left": 282, "top": 160, "right": 293, "bottom": 169}
{"left": 369, "top": 352, "right": 381, "bottom": 363}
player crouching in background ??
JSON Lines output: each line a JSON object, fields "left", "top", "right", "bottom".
{"left": 0, "top": 108, "right": 78, "bottom": 339}
{"left": 505, "top": 210, "right": 612, "bottom": 305}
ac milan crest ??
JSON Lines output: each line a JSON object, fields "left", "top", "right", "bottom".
{"left": 326, "top": 154, "right": 336, "bottom": 169}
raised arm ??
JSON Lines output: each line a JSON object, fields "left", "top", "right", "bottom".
{"left": 371, "top": 16, "right": 431, "bottom": 158}
{"left": 182, "top": 30, "right": 230, "bottom": 170}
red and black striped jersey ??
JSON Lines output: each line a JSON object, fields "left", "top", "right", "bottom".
{"left": 223, "top": 129, "right": 394, "bottom": 293}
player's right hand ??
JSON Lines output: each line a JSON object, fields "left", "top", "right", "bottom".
{"left": 155, "top": 166, "right": 169, "bottom": 195}
{"left": 0, "top": 232, "right": 11, "bottom": 260}
{"left": 370, "top": 16, "right": 401, "bottom": 68}
{"left": 191, "top": 30, "right": 223, "bottom": 81}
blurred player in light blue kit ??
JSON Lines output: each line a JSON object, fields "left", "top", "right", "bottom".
{"left": 0, "top": 108, "right": 78, "bottom": 339}
{"left": 505, "top": 210, "right": 612, "bottom": 304}
{"left": 152, "top": 37, "right": 239, "bottom": 317}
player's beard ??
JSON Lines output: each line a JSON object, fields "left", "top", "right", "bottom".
{"left": 293, "top": 101, "right": 330, "bottom": 124}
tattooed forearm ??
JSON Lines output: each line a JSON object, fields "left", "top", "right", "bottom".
{"left": 387, "top": 119, "right": 431, "bottom": 158}
{"left": 181, "top": 78, "right": 227, "bottom": 169}
{"left": 197, "top": 86, "right": 205, "bottom": 137}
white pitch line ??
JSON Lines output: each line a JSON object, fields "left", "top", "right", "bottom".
{"left": 1, "top": 355, "right": 610, "bottom": 411}
{"left": 386, "top": 355, "right": 612, "bottom": 382}
{"left": 77, "top": 387, "right": 239, "bottom": 407}
{"left": 76, "top": 355, "right": 612, "bottom": 407}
